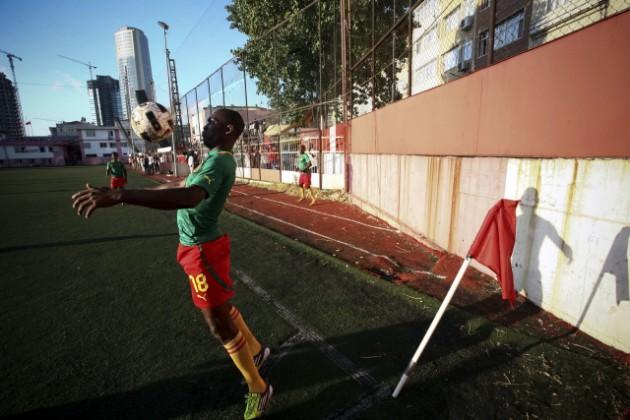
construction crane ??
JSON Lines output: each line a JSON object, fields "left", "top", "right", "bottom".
{"left": 58, "top": 54, "right": 100, "bottom": 124}
{"left": 57, "top": 54, "right": 97, "bottom": 80}
{"left": 0, "top": 49, "right": 25, "bottom": 135}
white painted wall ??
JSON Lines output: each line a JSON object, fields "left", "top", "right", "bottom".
{"left": 350, "top": 153, "right": 630, "bottom": 352}
{"left": 79, "top": 128, "right": 128, "bottom": 158}
{"left": 505, "top": 158, "right": 630, "bottom": 352}
{"left": 2, "top": 145, "right": 55, "bottom": 159}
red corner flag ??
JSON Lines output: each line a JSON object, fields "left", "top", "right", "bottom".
{"left": 468, "top": 199, "right": 519, "bottom": 304}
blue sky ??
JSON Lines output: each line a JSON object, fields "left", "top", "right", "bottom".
{"left": 0, "top": 0, "right": 260, "bottom": 135}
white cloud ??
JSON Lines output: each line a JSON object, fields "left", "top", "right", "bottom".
{"left": 51, "top": 80, "right": 64, "bottom": 92}
{"left": 63, "top": 74, "right": 83, "bottom": 92}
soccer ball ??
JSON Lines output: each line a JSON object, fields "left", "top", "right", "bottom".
{"left": 130, "top": 101, "right": 174, "bottom": 142}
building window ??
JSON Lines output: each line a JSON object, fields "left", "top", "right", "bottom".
{"left": 49, "top": 147, "right": 54, "bottom": 152}
{"left": 40, "top": 147, "right": 45, "bottom": 153}
{"left": 84, "top": 143, "right": 92, "bottom": 149}
{"left": 442, "top": 46, "right": 460, "bottom": 70}
{"left": 415, "top": 26, "right": 438, "bottom": 57}
{"left": 494, "top": 11, "right": 524, "bottom": 50}
{"left": 444, "top": 6, "right": 461, "bottom": 32}
{"left": 85, "top": 130, "right": 96, "bottom": 137}
{"left": 109, "top": 142, "right": 116, "bottom": 148}
{"left": 99, "top": 142, "right": 107, "bottom": 148}
{"left": 462, "top": 40, "right": 473, "bottom": 61}
{"left": 86, "top": 154, "right": 97, "bottom": 158}
{"left": 547, "top": 0, "right": 569, "bottom": 12}
{"left": 415, "top": 59, "right": 438, "bottom": 84}
{"left": 109, "top": 131, "right": 114, "bottom": 136}
{"left": 479, "top": 0, "right": 490, "bottom": 10}
{"left": 478, "top": 30, "right": 489, "bottom": 57}
{"left": 103, "top": 153, "right": 112, "bottom": 158}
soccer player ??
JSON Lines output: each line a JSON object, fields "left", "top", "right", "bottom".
{"left": 72, "top": 109, "right": 273, "bottom": 419}
{"left": 296, "top": 144, "right": 316, "bottom": 206}
{"left": 106, "top": 152, "right": 127, "bottom": 189}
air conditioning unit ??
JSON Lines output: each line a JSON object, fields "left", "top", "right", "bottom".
{"left": 460, "top": 16, "right": 474, "bottom": 31}
{"left": 458, "top": 61, "right": 471, "bottom": 72}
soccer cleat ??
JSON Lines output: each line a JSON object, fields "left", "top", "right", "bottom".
{"left": 253, "top": 347, "right": 271, "bottom": 371}
{"left": 244, "top": 384, "right": 273, "bottom": 419}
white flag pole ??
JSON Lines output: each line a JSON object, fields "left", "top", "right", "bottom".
{"left": 392, "top": 256, "right": 472, "bottom": 398}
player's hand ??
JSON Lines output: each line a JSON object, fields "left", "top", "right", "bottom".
{"left": 71, "top": 183, "right": 120, "bottom": 219}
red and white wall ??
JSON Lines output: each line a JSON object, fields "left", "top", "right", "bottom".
{"left": 348, "top": 12, "right": 630, "bottom": 352}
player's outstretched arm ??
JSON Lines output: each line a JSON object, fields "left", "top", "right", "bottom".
{"left": 72, "top": 183, "right": 206, "bottom": 219}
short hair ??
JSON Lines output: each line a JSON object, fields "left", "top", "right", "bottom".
{"left": 112, "top": 152, "right": 119, "bottom": 157}
{"left": 216, "top": 108, "right": 245, "bottom": 138}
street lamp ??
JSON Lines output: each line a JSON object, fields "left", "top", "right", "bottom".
{"left": 157, "top": 20, "right": 178, "bottom": 176}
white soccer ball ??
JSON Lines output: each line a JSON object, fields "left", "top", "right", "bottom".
{"left": 130, "top": 101, "right": 173, "bottom": 142}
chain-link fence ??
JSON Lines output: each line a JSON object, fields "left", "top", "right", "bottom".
{"left": 181, "top": 0, "right": 629, "bottom": 187}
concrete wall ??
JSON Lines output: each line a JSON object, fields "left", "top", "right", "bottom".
{"left": 350, "top": 154, "right": 630, "bottom": 352}
{"left": 348, "top": 13, "right": 630, "bottom": 352}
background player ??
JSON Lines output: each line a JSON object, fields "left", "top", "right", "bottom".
{"left": 106, "top": 152, "right": 127, "bottom": 189}
{"left": 296, "top": 144, "right": 316, "bottom": 206}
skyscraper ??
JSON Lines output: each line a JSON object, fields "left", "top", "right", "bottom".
{"left": 114, "top": 26, "right": 155, "bottom": 119}
{"left": 0, "top": 72, "right": 24, "bottom": 139}
{"left": 87, "top": 75, "right": 124, "bottom": 126}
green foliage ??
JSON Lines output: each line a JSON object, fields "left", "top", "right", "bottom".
{"left": 227, "top": 1, "right": 336, "bottom": 113}
{"left": 226, "top": 0, "right": 412, "bottom": 118}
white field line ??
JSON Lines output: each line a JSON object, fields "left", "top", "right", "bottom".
{"left": 234, "top": 269, "right": 377, "bottom": 388}
{"left": 230, "top": 188, "right": 397, "bottom": 233}
{"left": 228, "top": 202, "right": 399, "bottom": 267}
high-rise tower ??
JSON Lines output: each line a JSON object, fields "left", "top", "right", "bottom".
{"left": 0, "top": 72, "right": 24, "bottom": 139}
{"left": 87, "top": 75, "right": 124, "bottom": 126}
{"left": 114, "top": 26, "right": 155, "bottom": 119}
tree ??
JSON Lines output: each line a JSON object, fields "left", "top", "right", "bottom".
{"left": 226, "top": 0, "right": 412, "bottom": 119}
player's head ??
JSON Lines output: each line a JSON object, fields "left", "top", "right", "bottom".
{"left": 300, "top": 144, "right": 306, "bottom": 154}
{"left": 202, "top": 108, "right": 244, "bottom": 149}
{"left": 112, "top": 152, "right": 119, "bottom": 161}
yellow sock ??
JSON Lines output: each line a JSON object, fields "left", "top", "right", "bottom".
{"left": 230, "top": 306, "right": 262, "bottom": 356}
{"left": 224, "top": 331, "right": 266, "bottom": 393}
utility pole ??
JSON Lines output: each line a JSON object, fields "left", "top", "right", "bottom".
{"left": 1, "top": 49, "right": 25, "bottom": 137}
{"left": 122, "top": 65, "right": 138, "bottom": 155}
{"left": 157, "top": 21, "right": 179, "bottom": 176}
{"left": 339, "top": 0, "right": 350, "bottom": 193}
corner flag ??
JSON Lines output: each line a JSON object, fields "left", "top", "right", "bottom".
{"left": 468, "top": 199, "right": 519, "bottom": 304}
{"left": 392, "top": 199, "right": 520, "bottom": 398}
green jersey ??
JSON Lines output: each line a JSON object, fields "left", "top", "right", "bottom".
{"left": 297, "top": 153, "right": 311, "bottom": 172}
{"left": 106, "top": 160, "right": 126, "bottom": 178}
{"left": 176, "top": 148, "right": 236, "bottom": 245}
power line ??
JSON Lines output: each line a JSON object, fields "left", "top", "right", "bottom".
{"left": 20, "top": 82, "right": 83, "bottom": 88}
{"left": 173, "top": 0, "right": 218, "bottom": 55}
{"left": 155, "top": 0, "right": 217, "bottom": 83}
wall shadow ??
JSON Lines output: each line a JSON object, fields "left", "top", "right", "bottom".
{"left": 575, "top": 225, "right": 629, "bottom": 329}
{"left": 512, "top": 187, "right": 573, "bottom": 307}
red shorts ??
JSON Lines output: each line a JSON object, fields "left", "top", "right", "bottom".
{"left": 176, "top": 235, "right": 235, "bottom": 309}
{"left": 299, "top": 172, "right": 311, "bottom": 188}
{"left": 110, "top": 177, "right": 126, "bottom": 189}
